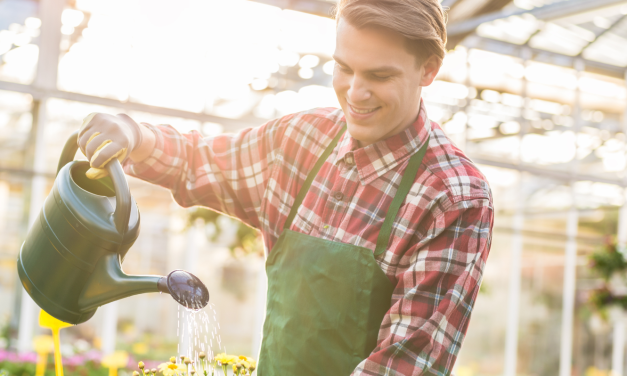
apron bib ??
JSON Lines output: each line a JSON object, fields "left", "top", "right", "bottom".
{"left": 258, "top": 126, "right": 429, "bottom": 376}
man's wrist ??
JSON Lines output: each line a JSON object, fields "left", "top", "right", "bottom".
{"left": 129, "top": 122, "right": 156, "bottom": 163}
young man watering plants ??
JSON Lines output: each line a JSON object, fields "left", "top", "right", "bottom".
{"left": 78, "top": 0, "right": 493, "bottom": 374}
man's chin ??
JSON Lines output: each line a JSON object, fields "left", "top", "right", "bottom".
{"left": 346, "top": 123, "right": 379, "bottom": 148}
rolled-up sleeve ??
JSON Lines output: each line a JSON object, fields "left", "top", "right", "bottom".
{"left": 124, "top": 119, "right": 285, "bottom": 229}
{"left": 353, "top": 198, "right": 493, "bottom": 376}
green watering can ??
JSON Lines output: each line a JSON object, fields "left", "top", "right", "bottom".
{"left": 17, "top": 131, "right": 209, "bottom": 324}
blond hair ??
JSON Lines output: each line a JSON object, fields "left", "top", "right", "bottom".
{"left": 333, "top": 0, "right": 447, "bottom": 66}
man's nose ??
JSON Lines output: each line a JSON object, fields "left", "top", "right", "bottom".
{"left": 347, "top": 76, "right": 371, "bottom": 103}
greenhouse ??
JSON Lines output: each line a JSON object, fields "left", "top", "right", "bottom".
{"left": 1, "top": 0, "right": 627, "bottom": 375}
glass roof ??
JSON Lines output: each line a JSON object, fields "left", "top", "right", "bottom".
{"left": 471, "top": 0, "right": 627, "bottom": 66}
{"left": 0, "top": 0, "right": 626, "bottom": 211}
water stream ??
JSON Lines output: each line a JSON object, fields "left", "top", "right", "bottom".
{"left": 177, "top": 302, "right": 225, "bottom": 372}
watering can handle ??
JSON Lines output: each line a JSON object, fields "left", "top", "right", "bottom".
{"left": 57, "top": 131, "right": 132, "bottom": 238}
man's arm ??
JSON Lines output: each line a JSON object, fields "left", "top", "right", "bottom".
{"left": 123, "top": 118, "right": 289, "bottom": 229}
{"left": 352, "top": 198, "right": 493, "bottom": 376}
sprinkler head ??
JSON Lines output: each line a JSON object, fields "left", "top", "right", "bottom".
{"left": 158, "top": 270, "right": 209, "bottom": 310}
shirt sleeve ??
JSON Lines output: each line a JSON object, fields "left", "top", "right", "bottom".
{"left": 352, "top": 198, "right": 494, "bottom": 376}
{"left": 124, "top": 119, "right": 286, "bottom": 229}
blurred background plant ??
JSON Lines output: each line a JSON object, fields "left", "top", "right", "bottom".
{"left": 187, "top": 207, "right": 263, "bottom": 259}
{"left": 587, "top": 240, "right": 627, "bottom": 317}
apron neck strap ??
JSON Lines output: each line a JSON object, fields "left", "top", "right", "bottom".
{"left": 284, "top": 125, "right": 347, "bottom": 230}
{"left": 283, "top": 123, "right": 430, "bottom": 258}
{"left": 374, "top": 135, "right": 429, "bottom": 257}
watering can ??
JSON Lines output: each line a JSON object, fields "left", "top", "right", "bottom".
{"left": 17, "top": 131, "right": 209, "bottom": 324}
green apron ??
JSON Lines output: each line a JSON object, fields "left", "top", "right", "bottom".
{"left": 258, "top": 126, "right": 429, "bottom": 376}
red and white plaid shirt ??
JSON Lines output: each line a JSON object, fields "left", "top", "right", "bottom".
{"left": 126, "top": 100, "right": 494, "bottom": 376}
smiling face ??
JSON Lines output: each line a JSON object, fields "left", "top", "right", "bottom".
{"left": 333, "top": 18, "right": 440, "bottom": 148}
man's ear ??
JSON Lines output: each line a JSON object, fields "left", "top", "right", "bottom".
{"left": 419, "top": 56, "right": 441, "bottom": 87}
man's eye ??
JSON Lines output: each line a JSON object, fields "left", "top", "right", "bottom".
{"left": 374, "top": 75, "right": 391, "bottom": 80}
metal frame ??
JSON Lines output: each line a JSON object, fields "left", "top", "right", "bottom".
{"left": 579, "top": 14, "right": 627, "bottom": 56}
{"left": 462, "top": 34, "right": 627, "bottom": 79}
{"left": 446, "top": 0, "right": 627, "bottom": 37}
{"left": 0, "top": 81, "right": 258, "bottom": 132}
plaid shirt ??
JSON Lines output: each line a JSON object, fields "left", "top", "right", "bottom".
{"left": 126, "top": 100, "right": 494, "bottom": 376}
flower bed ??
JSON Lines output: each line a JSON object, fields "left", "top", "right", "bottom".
{"left": 0, "top": 349, "right": 107, "bottom": 375}
{"left": 135, "top": 353, "right": 256, "bottom": 376}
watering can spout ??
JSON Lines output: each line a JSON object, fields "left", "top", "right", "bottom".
{"left": 78, "top": 254, "right": 209, "bottom": 312}
{"left": 78, "top": 254, "right": 161, "bottom": 312}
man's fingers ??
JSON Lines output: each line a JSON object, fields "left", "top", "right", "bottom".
{"left": 86, "top": 132, "right": 100, "bottom": 146}
{"left": 84, "top": 133, "right": 111, "bottom": 160}
{"left": 79, "top": 112, "right": 99, "bottom": 132}
{"left": 86, "top": 167, "right": 109, "bottom": 180}
{"left": 90, "top": 143, "right": 127, "bottom": 169}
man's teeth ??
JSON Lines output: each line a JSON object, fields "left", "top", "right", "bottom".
{"left": 351, "top": 105, "right": 378, "bottom": 114}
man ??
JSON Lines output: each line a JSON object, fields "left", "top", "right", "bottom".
{"left": 79, "top": 0, "right": 493, "bottom": 374}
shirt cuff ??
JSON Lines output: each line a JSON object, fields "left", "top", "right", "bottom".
{"left": 122, "top": 122, "right": 163, "bottom": 178}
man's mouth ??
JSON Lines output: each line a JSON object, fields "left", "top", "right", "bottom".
{"left": 349, "top": 104, "right": 380, "bottom": 114}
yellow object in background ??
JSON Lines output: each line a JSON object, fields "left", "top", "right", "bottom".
{"left": 132, "top": 342, "right": 148, "bottom": 355}
{"left": 39, "top": 310, "right": 72, "bottom": 376}
{"left": 101, "top": 351, "right": 129, "bottom": 376}
{"left": 32, "top": 335, "right": 54, "bottom": 376}
{"left": 93, "top": 336, "right": 102, "bottom": 350}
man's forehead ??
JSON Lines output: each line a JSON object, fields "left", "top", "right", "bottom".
{"left": 332, "top": 54, "right": 403, "bottom": 74}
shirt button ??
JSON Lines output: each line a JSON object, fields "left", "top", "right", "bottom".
{"left": 333, "top": 192, "right": 344, "bottom": 200}
{"left": 345, "top": 153, "right": 354, "bottom": 165}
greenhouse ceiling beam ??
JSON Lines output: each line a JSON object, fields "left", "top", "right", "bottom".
{"left": 472, "top": 156, "right": 627, "bottom": 187}
{"left": 0, "top": 80, "right": 258, "bottom": 132}
{"left": 462, "top": 35, "right": 627, "bottom": 79}
{"left": 578, "top": 14, "right": 627, "bottom": 56}
{"left": 247, "top": 0, "right": 336, "bottom": 18}
{"left": 447, "top": 0, "right": 627, "bottom": 37}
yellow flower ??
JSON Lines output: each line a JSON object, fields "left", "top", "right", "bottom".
{"left": 238, "top": 356, "right": 256, "bottom": 370}
{"left": 158, "top": 362, "right": 187, "bottom": 376}
{"left": 214, "top": 353, "right": 237, "bottom": 365}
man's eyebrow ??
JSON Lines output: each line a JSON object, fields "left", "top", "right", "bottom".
{"left": 333, "top": 56, "right": 402, "bottom": 74}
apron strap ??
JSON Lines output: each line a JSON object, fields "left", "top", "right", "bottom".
{"left": 374, "top": 135, "right": 430, "bottom": 257}
{"left": 284, "top": 125, "right": 347, "bottom": 230}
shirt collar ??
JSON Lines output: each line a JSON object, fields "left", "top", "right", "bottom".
{"left": 335, "top": 99, "right": 432, "bottom": 186}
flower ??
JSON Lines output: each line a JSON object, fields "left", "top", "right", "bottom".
{"left": 238, "top": 356, "right": 256, "bottom": 370}
{"left": 214, "top": 353, "right": 237, "bottom": 365}
{"left": 138, "top": 361, "right": 145, "bottom": 369}
{"left": 158, "top": 362, "right": 188, "bottom": 376}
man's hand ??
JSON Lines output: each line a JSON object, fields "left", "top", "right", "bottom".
{"left": 78, "top": 113, "right": 143, "bottom": 179}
